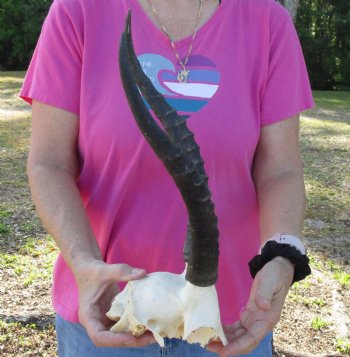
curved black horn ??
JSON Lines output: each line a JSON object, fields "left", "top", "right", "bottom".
{"left": 119, "top": 12, "right": 219, "bottom": 286}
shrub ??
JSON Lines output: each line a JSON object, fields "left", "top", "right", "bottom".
{"left": 0, "top": 0, "right": 52, "bottom": 70}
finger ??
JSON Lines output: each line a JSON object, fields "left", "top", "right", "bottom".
{"left": 221, "top": 328, "right": 247, "bottom": 345}
{"left": 231, "top": 320, "right": 243, "bottom": 331}
{"left": 127, "top": 331, "right": 156, "bottom": 347}
{"left": 219, "top": 331, "right": 261, "bottom": 357}
{"left": 223, "top": 319, "right": 244, "bottom": 336}
{"left": 206, "top": 341, "right": 224, "bottom": 354}
{"left": 223, "top": 322, "right": 246, "bottom": 342}
{"left": 83, "top": 311, "right": 155, "bottom": 348}
{"left": 84, "top": 317, "right": 136, "bottom": 347}
{"left": 109, "top": 264, "right": 146, "bottom": 282}
{"left": 230, "top": 327, "right": 247, "bottom": 340}
{"left": 223, "top": 323, "right": 236, "bottom": 334}
{"left": 221, "top": 318, "right": 272, "bottom": 357}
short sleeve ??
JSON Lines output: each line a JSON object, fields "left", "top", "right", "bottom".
{"left": 20, "top": 0, "right": 82, "bottom": 115}
{"left": 260, "top": 8, "right": 314, "bottom": 126}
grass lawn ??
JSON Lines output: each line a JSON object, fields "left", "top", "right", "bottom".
{"left": 313, "top": 90, "right": 350, "bottom": 110}
{"left": 0, "top": 72, "right": 349, "bottom": 356}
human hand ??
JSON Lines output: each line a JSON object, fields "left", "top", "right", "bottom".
{"left": 207, "top": 257, "right": 294, "bottom": 356}
{"left": 75, "top": 259, "right": 155, "bottom": 348}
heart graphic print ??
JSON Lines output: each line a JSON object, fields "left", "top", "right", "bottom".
{"left": 138, "top": 53, "right": 221, "bottom": 119}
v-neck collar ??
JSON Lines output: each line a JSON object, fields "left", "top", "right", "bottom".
{"left": 131, "top": 0, "right": 229, "bottom": 49}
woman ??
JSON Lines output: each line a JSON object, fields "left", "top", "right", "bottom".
{"left": 20, "top": 0, "right": 314, "bottom": 356}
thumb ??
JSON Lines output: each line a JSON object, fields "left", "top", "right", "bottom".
{"left": 109, "top": 264, "right": 146, "bottom": 282}
{"left": 253, "top": 271, "right": 274, "bottom": 311}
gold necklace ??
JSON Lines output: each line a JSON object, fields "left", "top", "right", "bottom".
{"left": 147, "top": 0, "right": 203, "bottom": 83}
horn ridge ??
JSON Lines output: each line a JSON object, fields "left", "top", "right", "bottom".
{"left": 121, "top": 11, "right": 219, "bottom": 286}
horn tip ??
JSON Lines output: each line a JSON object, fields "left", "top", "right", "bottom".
{"left": 126, "top": 10, "right": 132, "bottom": 35}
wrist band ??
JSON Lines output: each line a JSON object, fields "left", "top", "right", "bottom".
{"left": 259, "top": 233, "right": 306, "bottom": 255}
{"left": 249, "top": 240, "right": 311, "bottom": 284}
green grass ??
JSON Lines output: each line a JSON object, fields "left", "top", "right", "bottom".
{"left": 19, "top": 236, "right": 57, "bottom": 257}
{"left": 0, "top": 71, "right": 27, "bottom": 92}
{"left": 0, "top": 320, "right": 56, "bottom": 355}
{"left": 305, "top": 256, "right": 350, "bottom": 287}
{"left": 336, "top": 338, "right": 350, "bottom": 354}
{"left": 0, "top": 71, "right": 29, "bottom": 112}
{"left": 313, "top": 90, "right": 350, "bottom": 110}
{"left": 0, "top": 207, "right": 12, "bottom": 235}
{"left": 0, "top": 222, "right": 11, "bottom": 234}
{"left": 289, "top": 291, "right": 327, "bottom": 308}
{"left": 0, "top": 71, "right": 26, "bottom": 79}
{"left": 310, "top": 316, "right": 332, "bottom": 330}
{"left": 0, "top": 209, "right": 11, "bottom": 217}
{"left": 0, "top": 236, "right": 56, "bottom": 286}
{"left": 0, "top": 116, "right": 31, "bottom": 151}
{"left": 308, "top": 254, "right": 324, "bottom": 271}
{"left": 313, "top": 90, "right": 350, "bottom": 109}
{"left": 327, "top": 260, "right": 350, "bottom": 287}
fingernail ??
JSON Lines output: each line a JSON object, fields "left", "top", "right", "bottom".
{"left": 206, "top": 343, "right": 220, "bottom": 353}
{"left": 132, "top": 268, "right": 144, "bottom": 275}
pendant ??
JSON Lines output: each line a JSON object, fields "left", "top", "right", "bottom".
{"left": 177, "top": 69, "right": 190, "bottom": 83}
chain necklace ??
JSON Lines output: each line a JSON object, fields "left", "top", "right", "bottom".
{"left": 147, "top": 0, "right": 203, "bottom": 83}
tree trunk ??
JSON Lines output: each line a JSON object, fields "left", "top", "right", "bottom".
{"left": 276, "top": 0, "right": 299, "bottom": 22}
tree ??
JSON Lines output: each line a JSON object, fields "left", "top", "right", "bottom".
{"left": 0, "top": 0, "right": 52, "bottom": 70}
{"left": 296, "top": 0, "right": 350, "bottom": 89}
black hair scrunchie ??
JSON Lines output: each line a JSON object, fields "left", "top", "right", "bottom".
{"left": 248, "top": 241, "right": 311, "bottom": 284}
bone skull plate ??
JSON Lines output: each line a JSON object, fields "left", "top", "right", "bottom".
{"left": 107, "top": 271, "right": 226, "bottom": 347}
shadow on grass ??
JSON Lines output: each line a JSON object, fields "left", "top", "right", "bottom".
{"left": 0, "top": 313, "right": 55, "bottom": 330}
{"left": 313, "top": 90, "right": 350, "bottom": 110}
{"left": 0, "top": 71, "right": 26, "bottom": 79}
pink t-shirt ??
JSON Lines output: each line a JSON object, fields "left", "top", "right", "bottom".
{"left": 20, "top": 0, "right": 314, "bottom": 324}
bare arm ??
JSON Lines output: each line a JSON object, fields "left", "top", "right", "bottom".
{"left": 28, "top": 100, "right": 102, "bottom": 273}
{"left": 27, "top": 100, "right": 152, "bottom": 347}
{"left": 252, "top": 115, "right": 306, "bottom": 242}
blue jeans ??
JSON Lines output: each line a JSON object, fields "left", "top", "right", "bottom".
{"left": 56, "top": 315, "right": 272, "bottom": 357}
